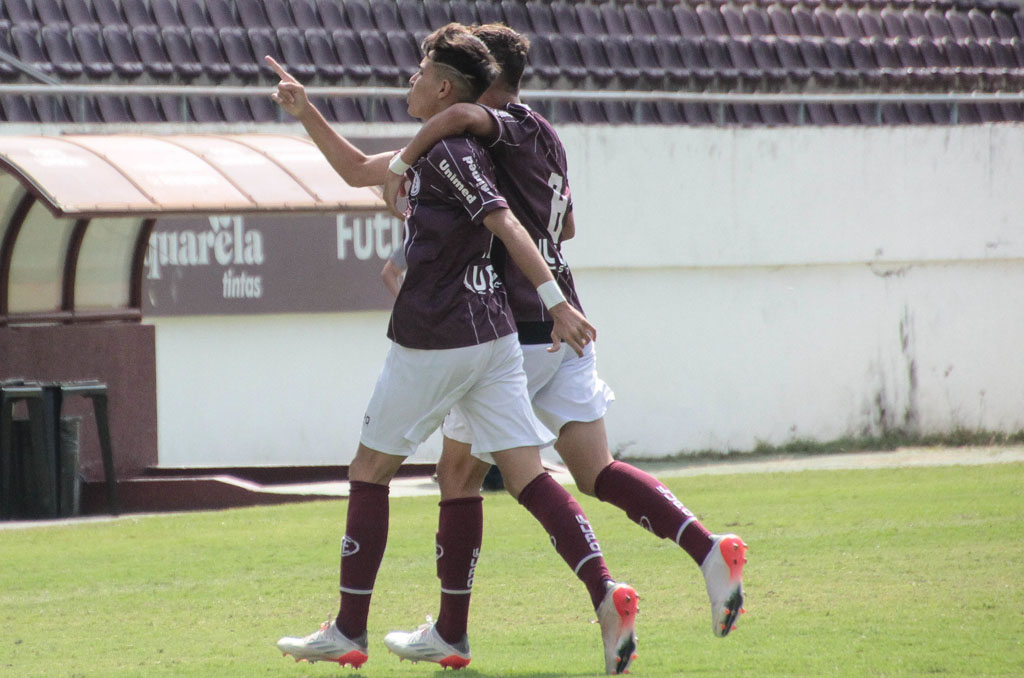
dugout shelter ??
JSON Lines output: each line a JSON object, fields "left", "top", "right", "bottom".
{"left": 0, "top": 133, "right": 386, "bottom": 513}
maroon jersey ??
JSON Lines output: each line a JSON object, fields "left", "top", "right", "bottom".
{"left": 387, "top": 135, "right": 516, "bottom": 350}
{"left": 481, "top": 103, "right": 583, "bottom": 343}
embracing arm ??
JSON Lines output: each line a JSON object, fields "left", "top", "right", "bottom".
{"left": 483, "top": 208, "right": 595, "bottom": 356}
{"left": 266, "top": 56, "right": 391, "bottom": 187}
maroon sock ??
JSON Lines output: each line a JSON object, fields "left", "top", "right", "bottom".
{"left": 518, "top": 472, "right": 611, "bottom": 610}
{"left": 336, "top": 480, "right": 389, "bottom": 640}
{"left": 593, "top": 461, "right": 713, "bottom": 565}
{"left": 434, "top": 496, "right": 483, "bottom": 645}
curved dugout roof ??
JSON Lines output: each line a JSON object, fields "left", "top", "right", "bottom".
{"left": 0, "top": 133, "right": 385, "bottom": 325}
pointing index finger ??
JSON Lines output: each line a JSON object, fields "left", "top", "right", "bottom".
{"left": 265, "top": 55, "right": 297, "bottom": 83}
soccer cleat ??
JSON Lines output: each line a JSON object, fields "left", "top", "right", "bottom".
{"left": 383, "top": 617, "right": 471, "bottom": 670}
{"left": 701, "top": 534, "right": 748, "bottom": 638}
{"left": 596, "top": 582, "right": 639, "bottom": 674}
{"left": 276, "top": 619, "right": 368, "bottom": 668}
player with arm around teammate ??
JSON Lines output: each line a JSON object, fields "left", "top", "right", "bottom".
{"left": 382, "top": 22, "right": 748, "bottom": 648}
{"left": 267, "top": 25, "right": 639, "bottom": 675}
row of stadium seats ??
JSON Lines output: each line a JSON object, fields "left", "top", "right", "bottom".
{"left": 4, "top": 91, "right": 1020, "bottom": 126}
{"left": 1, "top": 0, "right": 1022, "bottom": 125}
{"left": 5, "top": 14, "right": 1024, "bottom": 92}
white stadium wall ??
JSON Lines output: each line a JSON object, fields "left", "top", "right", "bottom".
{"left": 151, "top": 124, "right": 1024, "bottom": 467}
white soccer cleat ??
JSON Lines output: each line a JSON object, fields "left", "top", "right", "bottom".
{"left": 276, "top": 619, "right": 368, "bottom": 668}
{"left": 701, "top": 534, "right": 748, "bottom": 637}
{"left": 596, "top": 582, "right": 639, "bottom": 674}
{"left": 383, "top": 617, "right": 471, "bottom": 670}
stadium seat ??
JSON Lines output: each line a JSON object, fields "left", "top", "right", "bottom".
{"left": 599, "top": 3, "right": 630, "bottom": 37}
{"left": 602, "top": 100, "right": 633, "bottom": 124}
{"left": 836, "top": 6, "right": 865, "bottom": 39}
{"left": 791, "top": 4, "right": 821, "bottom": 38}
{"left": 277, "top": 28, "right": 317, "bottom": 80}
{"left": 945, "top": 9, "right": 974, "bottom": 42}
{"left": 648, "top": 37, "right": 690, "bottom": 85}
{"left": 552, "top": 1, "right": 584, "bottom": 35}
{"left": 681, "top": 102, "right": 714, "bottom": 125}
{"left": 248, "top": 95, "right": 280, "bottom": 122}
{"left": 237, "top": 0, "right": 272, "bottom": 31}
{"left": 522, "top": 34, "right": 562, "bottom": 84}
{"left": 477, "top": 2, "right": 504, "bottom": 26}
{"left": 846, "top": 38, "right": 887, "bottom": 87}
{"left": 968, "top": 8, "right": 999, "bottom": 41}
{"left": 766, "top": 4, "right": 798, "bottom": 37}
{"left": 743, "top": 5, "right": 774, "bottom": 37}
{"left": 11, "top": 25, "right": 57, "bottom": 77}
{"left": 343, "top": 0, "right": 377, "bottom": 32}
{"left": 576, "top": 4, "right": 605, "bottom": 36}
{"left": 795, "top": 37, "right": 839, "bottom": 84}
{"left": 219, "top": 96, "right": 253, "bottom": 123}
{"left": 633, "top": 101, "right": 661, "bottom": 124}
{"left": 205, "top": 0, "right": 240, "bottom": 31}
{"left": 858, "top": 7, "right": 887, "bottom": 40}
{"left": 645, "top": 6, "right": 680, "bottom": 39}
{"left": 547, "top": 34, "right": 588, "bottom": 83}
{"left": 626, "top": 35, "right": 667, "bottom": 83}
{"left": 288, "top": 0, "right": 319, "bottom": 30}
{"left": 150, "top": 0, "right": 186, "bottom": 30}
{"left": 891, "top": 36, "right": 949, "bottom": 87}
{"left": 813, "top": 6, "right": 843, "bottom": 39}
{"left": 120, "top": 0, "right": 155, "bottom": 29}
{"left": 2, "top": 94, "right": 37, "bottom": 122}
{"left": 92, "top": 0, "right": 127, "bottom": 28}
{"left": 924, "top": 7, "right": 954, "bottom": 41}
{"left": 805, "top": 103, "right": 837, "bottom": 125}
{"left": 158, "top": 95, "right": 188, "bottom": 122}
{"left": 499, "top": 1, "right": 532, "bottom": 33}
{"left": 701, "top": 38, "right": 743, "bottom": 86}
{"left": 822, "top": 40, "right": 866, "bottom": 86}
{"left": 178, "top": 0, "right": 214, "bottom": 30}
{"left": 575, "top": 35, "right": 616, "bottom": 85}
{"left": 723, "top": 37, "right": 773, "bottom": 84}
{"left": 991, "top": 10, "right": 1018, "bottom": 41}
{"left": 575, "top": 99, "right": 606, "bottom": 124}
{"left": 151, "top": 27, "right": 201, "bottom": 80}
{"left": 97, "top": 95, "right": 132, "bottom": 123}
{"left": 0, "top": 23, "right": 18, "bottom": 81}
{"left": 330, "top": 97, "right": 365, "bottom": 123}
{"left": 600, "top": 36, "right": 642, "bottom": 86}
{"left": 677, "top": 37, "right": 717, "bottom": 86}
{"left": 189, "top": 27, "right": 233, "bottom": 81}
{"left": 63, "top": 0, "right": 98, "bottom": 28}
{"left": 34, "top": 96, "right": 72, "bottom": 123}
{"left": 672, "top": 5, "right": 706, "bottom": 40}
{"left": 218, "top": 27, "right": 261, "bottom": 81}
{"left": 397, "top": 0, "right": 430, "bottom": 34}
{"left": 189, "top": 96, "right": 224, "bottom": 123}
{"left": 359, "top": 31, "right": 401, "bottom": 81}
{"left": 696, "top": 5, "right": 729, "bottom": 40}
{"left": 40, "top": 25, "right": 85, "bottom": 79}
{"left": 332, "top": 30, "right": 373, "bottom": 82}
{"left": 317, "top": 0, "right": 352, "bottom": 31}
{"left": 303, "top": 28, "right": 346, "bottom": 81}
{"left": 652, "top": 100, "right": 684, "bottom": 124}
{"left": 68, "top": 96, "right": 102, "bottom": 123}
{"left": 768, "top": 36, "right": 812, "bottom": 82}
{"left": 386, "top": 31, "right": 421, "bottom": 80}
{"left": 127, "top": 95, "right": 164, "bottom": 122}
{"left": 385, "top": 96, "right": 415, "bottom": 122}
{"left": 526, "top": 1, "right": 557, "bottom": 35}
{"left": 450, "top": 0, "right": 478, "bottom": 26}
{"left": 879, "top": 6, "right": 910, "bottom": 39}
{"left": 102, "top": 25, "right": 144, "bottom": 79}
{"left": 72, "top": 25, "right": 115, "bottom": 79}
{"left": 35, "top": 0, "right": 70, "bottom": 29}
{"left": 4, "top": 0, "right": 39, "bottom": 31}
{"left": 986, "top": 38, "right": 1024, "bottom": 88}
{"left": 902, "top": 8, "right": 931, "bottom": 40}
{"left": 423, "top": 1, "right": 453, "bottom": 29}
{"left": 721, "top": 5, "right": 750, "bottom": 37}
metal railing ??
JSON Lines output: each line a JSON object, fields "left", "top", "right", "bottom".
{"left": 2, "top": 83, "right": 1023, "bottom": 126}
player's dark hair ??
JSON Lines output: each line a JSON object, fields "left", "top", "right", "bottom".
{"left": 472, "top": 23, "right": 530, "bottom": 93}
{"left": 421, "top": 24, "right": 498, "bottom": 101}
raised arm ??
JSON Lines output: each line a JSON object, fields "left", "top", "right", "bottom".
{"left": 483, "top": 208, "right": 595, "bottom": 357}
{"left": 383, "top": 104, "right": 498, "bottom": 216}
{"left": 266, "top": 56, "right": 391, "bottom": 187}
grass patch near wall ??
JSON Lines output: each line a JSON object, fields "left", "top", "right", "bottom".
{"left": 2, "top": 463, "right": 1022, "bottom": 677}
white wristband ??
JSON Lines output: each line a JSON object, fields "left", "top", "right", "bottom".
{"left": 388, "top": 151, "right": 410, "bottom": 175}
{"left": 537, "top": 280, "right": 566, "bottom": 310}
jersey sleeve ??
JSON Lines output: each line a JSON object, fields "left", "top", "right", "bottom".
{"left": 420, "top": 137, "right": 508, "bottom": 224}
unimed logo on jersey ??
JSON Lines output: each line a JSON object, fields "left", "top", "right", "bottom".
{"left": 437, "top": 158, "right": 477, "bottom": 204}
{"left": 145, "top": 216, "right": 265, "bottom": 299}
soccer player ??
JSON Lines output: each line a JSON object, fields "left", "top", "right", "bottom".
{"left": 380, "top": 22, "right": 748, "bottom": 648}
{"left": 266, "top": 25, "right": 639, "bottom": 675}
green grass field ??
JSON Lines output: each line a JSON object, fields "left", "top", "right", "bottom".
{"left": 2, "top": 461, "right": 1022, "bottom": 677}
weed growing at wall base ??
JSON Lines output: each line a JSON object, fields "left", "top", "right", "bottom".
{"left": 1, "top": 463, "right": 1021, "bottom": 677}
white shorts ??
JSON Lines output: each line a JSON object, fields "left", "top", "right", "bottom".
{"left": 360, "top": 333, "right": 554, "bottom": 458}
{"left": 444, "top": 342, "right": 614, "bottom": 447}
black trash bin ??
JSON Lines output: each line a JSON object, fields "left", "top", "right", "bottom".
{"left": 4, "top": 386, "right": 82, "bottom": 519}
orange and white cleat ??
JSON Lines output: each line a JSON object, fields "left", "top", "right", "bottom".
{"left": 701, "top": 534, "right": 748, "bottom": 638}
{"left": 383, "top": 617, "right": 471, "bottom": 670}
{"left": 596, "top": 582, "right": 639, "bottom": 674}
{"left": 276, "top": 619, "right": 368, "bottom": 668}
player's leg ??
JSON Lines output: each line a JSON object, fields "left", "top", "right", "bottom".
{"left": 383, "top": 434, "right": 486, "bottom": 669}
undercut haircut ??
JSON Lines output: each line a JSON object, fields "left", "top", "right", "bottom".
{"left": 421, "top": 23, "right": 498, "bottom": 102}
{"left": 472, "top": 23, "right": 530, "bottom": 92}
